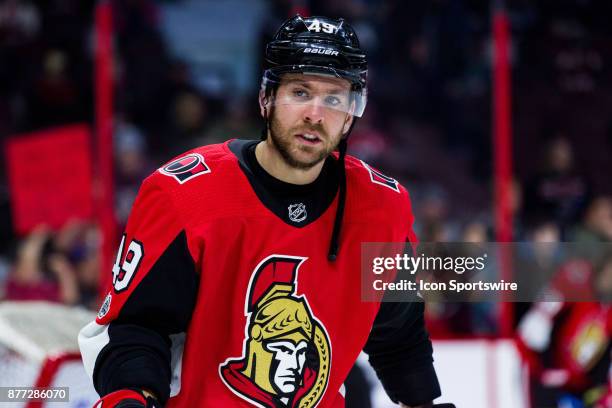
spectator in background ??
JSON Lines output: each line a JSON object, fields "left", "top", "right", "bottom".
{"left": 514, "top": 216, "right": 564, "bottom": 323}
{"left": 413, "top": 186, "right": 459, "bottom": 337}
{"left": 65, "top": 223, "right": 102, "bottom": 310}
{"left": 571, "top": 195, "right": 612, "bottom": 243}
{"left": 111, "top": 0, "right": 170, "bottom": 135}
{"left": 425, "top": 220, "right": 498, "bottom": 336}
{"left": 462, "top": 220, "right": 498, "bottom": 334}
{"left": 523, "top": 217, "right": 562, "bottom": 279}
{"left": 509, "top": 177, "right": 526, "bottom": 239}
{"left": 114, "top": 118, "right": 153, "bottom": 228}
{"left": 524, "top": 135, "right": 591, "bottom": 235}
{"left": 201, "top": 96, "right": 259, "bottom": 145}
{"left": 161, "top": 89, "right": 209, "bottom": 157}
{"left": 5, "top": 225, "right": 79, "bottom": 304}
{"left": 0, "top": 0, "right": 40, "bottom": 42}
{"left": 52, "top": 220, "right": 102, "bottom": 310}
{"left": 25, "top": 48, "right": 85, "bottom": 129}
{"left": 0, "top": 0, "right": 40, "bottom": 126}
{"left": 570, "top": 195, "right": 612, "bottom": 266}
{"left": 3, "top": 221, "right": 102, "bottom": 310}
{"left": 414, "top": 185, "right": 452, "bottom": 242}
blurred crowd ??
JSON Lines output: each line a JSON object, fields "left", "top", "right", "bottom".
{"left": 0, "top": 0, "right": 611, "bottom": 405}
{"left": 0, "top": 0, "right": 611, "bottom": 320}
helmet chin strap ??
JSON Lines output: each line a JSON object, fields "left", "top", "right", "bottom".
{"left": 327, "top": 137, "right": 347, "bottom": 262}
{"left": 327, "top": 118, "right": 357, "bottom": 261}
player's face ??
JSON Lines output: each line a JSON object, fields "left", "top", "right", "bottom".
{"left": 265, "top": 74, "right": 354, "bottom": 169}
{"left": 265, "top": 340, "right": 308, "bottom": 395}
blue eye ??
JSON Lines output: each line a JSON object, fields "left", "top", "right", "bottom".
{"left": 293, "top": 89, "right": 309, "bottom": 98}
{"left": 325, "top": 96, "right": 343, "bottom": 107}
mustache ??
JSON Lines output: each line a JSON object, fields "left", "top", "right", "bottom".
{"left": 294, "top": 124, "right": 326, "bottom": 137}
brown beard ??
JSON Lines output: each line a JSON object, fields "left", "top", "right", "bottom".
{"left": 268, "top": 110, "right": 341, "bottom": 170}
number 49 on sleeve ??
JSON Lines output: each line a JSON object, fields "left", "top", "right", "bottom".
{"left": 112, "top": 234, "right": 144, "bottom": 292}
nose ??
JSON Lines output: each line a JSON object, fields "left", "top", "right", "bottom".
{"left": 287, "top": 354, "right": 299, "bottom": 369}
{"left": 303, "top": 100, "right": 324, "bottom": 124}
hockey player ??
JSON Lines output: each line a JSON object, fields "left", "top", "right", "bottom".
{"left": 79, "top": 15, "right": 444, "bottom": 408}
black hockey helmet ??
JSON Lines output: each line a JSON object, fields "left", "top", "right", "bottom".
{"left": 262, "top": 15, "right": 368, "bottom": 117}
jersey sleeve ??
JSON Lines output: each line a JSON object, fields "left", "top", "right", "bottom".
{"left": 78, "top": 177, "right": 199, "bottom": 404}
{"left": 363, "top": 301, "right": 441, "bottom": 406}
{"left": 363, "top": 192, "right": 440, "bottom": 406}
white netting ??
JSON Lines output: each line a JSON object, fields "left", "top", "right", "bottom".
{"left": 0, "top": 344, "right": 39, "bottom": 388}
{"left": 0, "top": 301, "right": 99, "bottom": 407}
{"left": 44, "top": 360, "right": 100, "bottom": 407}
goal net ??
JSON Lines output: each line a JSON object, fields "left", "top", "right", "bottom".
{"left": 0, "top": 301, "right": 99, "bottom": 407}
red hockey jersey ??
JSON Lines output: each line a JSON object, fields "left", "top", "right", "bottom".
{"left": 79, "top": 139, "right": 424, "bottom": 407}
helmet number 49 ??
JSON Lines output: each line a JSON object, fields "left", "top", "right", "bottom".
{"left": 112, "top": 234, "right": 144, "bottom": 292}
{"left": 307, "top": 19, "right": 338, "bottom": 34}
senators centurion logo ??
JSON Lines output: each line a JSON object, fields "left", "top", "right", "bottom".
{"left": 220, "top": 255, "right": 331, "bottom": 408}
{"left": 159, "top": 153, "right": 210, "bottom": 183}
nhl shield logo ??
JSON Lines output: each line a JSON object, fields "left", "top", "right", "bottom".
{"left": 159, "top": 153, "right": 210, "bottom": 184}
{"left": 288, "top": 203, "right": 307, "bottom": 223}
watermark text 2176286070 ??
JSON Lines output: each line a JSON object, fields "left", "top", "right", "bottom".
{"left": 0, "top": 387, "right": 69, "bottom": 402}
